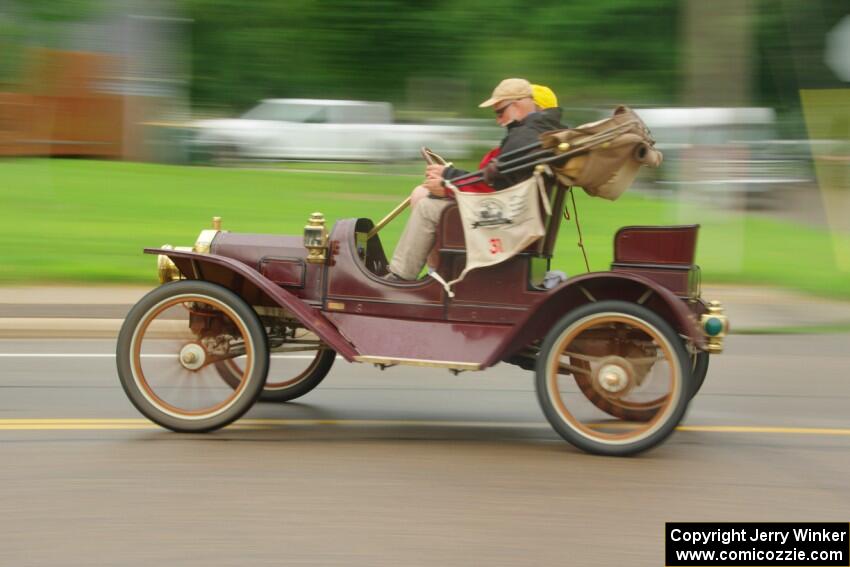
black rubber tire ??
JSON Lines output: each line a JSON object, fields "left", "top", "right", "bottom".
{"left": 689, "top": 350, "right": 710, "bottom": 399}
{"left": 535, "top": 300, "right": 691, "bottom": 456}
{"left": 216, "top": 348, "right": 335, "bottom": 402}
{"left": 116, "top": 280, "right": 269, "bottom": 432}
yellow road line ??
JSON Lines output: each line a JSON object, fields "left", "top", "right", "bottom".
{"left": 677, "top": 425, "right": 850, "bottom": 436}
{"left": 0, "top": 419, "right": 850, "bottom": 436}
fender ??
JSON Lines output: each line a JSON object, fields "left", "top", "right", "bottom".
{"left": 483, "top": 271, "right": 704, "bottom": 368}
{"left": 144, "top": 248, "right": 359, "bottom": 361}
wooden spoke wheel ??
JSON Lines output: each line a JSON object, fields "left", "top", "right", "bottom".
{"left": 570, "top": 348, "right": 711, "bottom": 422}
{"left": 116, "top": 281, "right": 268, "bottom": 432}
{"left": 570, "top": 360, "right": 666, "bottom": 423}
{"left": 216, "top": 344, "right": 335, "bottom": 403}
{"left": 536, "top": 300, "right": 691, "bottom": 456}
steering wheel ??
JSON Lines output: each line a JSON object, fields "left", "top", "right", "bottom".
{"left": 420, "top": 146, "right": 449, "bottom": 166}
{"left": 367, "top": 147, "right": 450, "bottom": 240}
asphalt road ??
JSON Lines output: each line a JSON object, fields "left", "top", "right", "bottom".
{"left": 1, "top": 334, "right": 849, "bottom": 566}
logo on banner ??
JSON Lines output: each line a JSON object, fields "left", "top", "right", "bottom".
{"left": 471, "top": 195, "right": 527, "bottom": 228}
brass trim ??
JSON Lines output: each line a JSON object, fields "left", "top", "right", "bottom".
{"left": 156, "top": 248, "right": 182, "bottom": 284}
{"left": 193, "top": 216, "right": 224, "bottom": 254}
{"left": 690, "top": 264, "right": 702, "bottom": 299}
{"left": 193, "top": 229, "right": 219, "bottom": 254}
{"left": 326, "top": 294, "right": 443, "bottom": 306}
{"left": 156, "top": 244, "right": 192, "bottom": 284}
{"left": 367, "top": 197, "right": 411, "bottom": 240}
{"left": 304, "top": 212, "right": 329, "bottom": 264}
{"left": 637, "top": 288, "right": 653, "bottom": 305}
{"left": 155, "top": 216, "right": 222, "bottom": 283}
{"left": 353, "top": 356, "right": 481, "bottom": 371}
{"left": 700, "top": 300, "right": 728, "bottom": 354}
{"left": 579, "top": 286, "right": 597, "bottom": 302}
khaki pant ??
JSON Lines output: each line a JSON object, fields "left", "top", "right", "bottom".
{"left": 388, "top": 196, "right": 453, "bottom": 279}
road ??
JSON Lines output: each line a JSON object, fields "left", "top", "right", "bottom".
{"left": 1, "top": 334, "right": 849, "bottom": 566}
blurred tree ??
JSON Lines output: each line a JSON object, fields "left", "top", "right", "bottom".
{"left": 681, "top": 0, "right": 753, "bottom": 106}
{"left": 0, "top": 11, "right": 24, "bottom": 85}
{"left": 4, "top": 0, "right": 845, "bottom": 119}
{"left": 753, "top": 0, "right": 847, "bottom": 136}
{"left": 183, "top": 0, "right": 682, "bottom": 114}
{"left": 12, "top": 0, "right": 102, "bottom": 22}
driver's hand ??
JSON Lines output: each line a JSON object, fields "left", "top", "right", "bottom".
{"left": 424, "top": 176, "right": 447, "bottom": 197}
{"left": 425, "top": 164, "right": 446, "bottom": 179}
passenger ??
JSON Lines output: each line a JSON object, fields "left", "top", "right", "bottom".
{"left": 387, "top": 78, "right": 566, "bottom": 281}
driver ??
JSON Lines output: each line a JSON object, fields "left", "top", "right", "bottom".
{"left": 386, "top": 78, "right": 566, "bottom": 281}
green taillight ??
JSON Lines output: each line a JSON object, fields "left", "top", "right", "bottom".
{"left": 700, "top": 301, "right": 727, "bottom": 354}
{"left": 704, "top": 317, "right": 724, "bottom": 336}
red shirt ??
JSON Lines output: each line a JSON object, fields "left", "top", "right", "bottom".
{"left": 446, "top": 148, "right": 499, "bottom": 196}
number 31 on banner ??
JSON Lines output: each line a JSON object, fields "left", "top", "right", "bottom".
{"left": 489, "top": 238, "right": 503, "bottom": 254}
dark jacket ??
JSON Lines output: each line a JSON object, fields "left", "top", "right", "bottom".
{"left": 444, "top": 107, "right": 567, "bottom": 190}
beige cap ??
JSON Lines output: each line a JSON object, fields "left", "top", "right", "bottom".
{"left": 479, "top": 78, "right": 533, "bottom": 108}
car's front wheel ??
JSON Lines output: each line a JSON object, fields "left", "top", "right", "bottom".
{"left": 116, "top": 281, "right": 268, "bottom": 432}
{"left": 216, "top": 346, "right": 335, "bottom": 402}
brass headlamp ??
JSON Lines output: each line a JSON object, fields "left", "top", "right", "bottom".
{"left": 157, "top": 245, "right": 182, "bottom": 283}
{"left": 304, "top": 212, "right": 328, "bottom": 264}
{"left": 156, "top": 217, "right": 223, "bottom": 284}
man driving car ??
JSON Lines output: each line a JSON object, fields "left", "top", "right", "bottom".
{"left": 386, "top": 78, "right": 566, "bottom": 281}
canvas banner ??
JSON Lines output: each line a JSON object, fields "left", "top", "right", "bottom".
{"left": 431, "top": 171, "right": 552, "bottom": 296}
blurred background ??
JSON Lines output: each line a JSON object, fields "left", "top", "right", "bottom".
{"left": 2, "top": 6, "right": 848, "bottom": 564}
{"left": 0, "top": 0, "right": 848, "bottom": 297}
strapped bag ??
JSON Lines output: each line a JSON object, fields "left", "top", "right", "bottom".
{"left": 540, "top": 105, "right": 663, "bottom": 201}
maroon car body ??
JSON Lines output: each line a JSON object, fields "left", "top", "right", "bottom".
{"left": 149, "top": 206, "right": 709, "bottom": 367}
{"left": 118, "top": 177, "right": 727, "bottom": 456}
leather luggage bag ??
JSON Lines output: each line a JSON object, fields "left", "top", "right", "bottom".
{"left": 540, "top": 106, "right": 663, "bottom": 201}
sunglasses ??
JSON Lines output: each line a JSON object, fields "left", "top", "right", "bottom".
{"left": 494, "top": 101, "right": 516, "bottom": 117}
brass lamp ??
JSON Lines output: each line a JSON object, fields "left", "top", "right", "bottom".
{"left": 700, "top": 300, "right": 728, "bottom": 354}
{"left": 193, "top": 216, "right": 223, "bottom": 254}
{"left": 156, "top": 217, "right": 222, "bottom": 284}
{"left": 157, "top": 245, "right": 181, "bottom": 283}
{"left": 304, "top": 212, "right": 328, "bottom": 264}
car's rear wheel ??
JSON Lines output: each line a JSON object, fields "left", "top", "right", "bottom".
{"left": 690, "top": 351, "right": 710, "bottom": 398}
{"left": 116, "top": 281, "right": 268, "bottom": 432}
{"left": 536, "top": 300, "right": 691, "bottom": 456}
{"left": 571, "top": 347, "right": 710, "bottom": 421}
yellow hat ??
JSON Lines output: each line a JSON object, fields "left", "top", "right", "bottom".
{"left": 479, "top": 78, "right": 533, "bottom": 108}
{"left": 531, "top": 84, "right": 558, "bottom": 109}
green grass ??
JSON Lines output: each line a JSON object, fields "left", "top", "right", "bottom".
{"left": 230, "top": 158, "right": 482, "bottom": 175}
{"left": 2, "top": 158, "right": 849, "bottom": 299}
{"left": 732, "top": 322, "right": 850, "bottom": 335}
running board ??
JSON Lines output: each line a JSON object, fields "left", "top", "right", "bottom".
{"left": 353, "top": 356, "right": 481, "bottom": 372}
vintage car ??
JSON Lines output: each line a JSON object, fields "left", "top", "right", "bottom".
{"left": 116, "top": 108, "right": 728, "bottom": 456}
